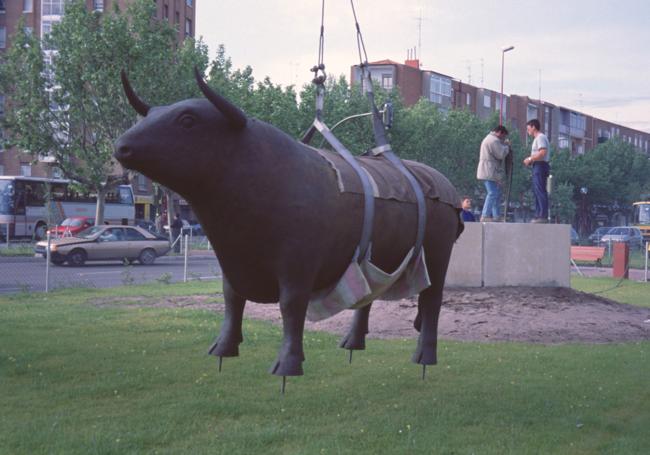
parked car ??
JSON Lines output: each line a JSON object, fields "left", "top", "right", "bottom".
{"left": 34, "top": 225, "right": 171, "bottom": 266}
{"left": 189, "top": 221, "right": 204, "bottom": 236}
{"left": 599, "top": 226, "right": 644, "bottom": 250}
{"left": 163, "top": 219, "right": 190, "bottom": 235}
{"left": 570, "top": 227, "right": 580, "bottom": 245}
{"left": 588, "top": 226, "right": 613, "bottom": 245}
{"left": 135, "top": 218, "right": 158, "bottom": 234}
{"left": 48, "top": 216, "right": 95, "bottom": 238}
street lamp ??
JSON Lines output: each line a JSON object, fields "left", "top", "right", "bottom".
{"left": 500, "top": 45, "right": 515, "bottom": 126}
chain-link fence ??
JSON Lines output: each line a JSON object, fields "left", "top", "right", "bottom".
{"left": 0, "top": 234, "right": 222, "bottom": 294}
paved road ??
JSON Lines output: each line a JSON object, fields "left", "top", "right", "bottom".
{"left": 2, "top": 255, "right": 646, "bottom": 295}
{"left": 0, "top": 255, "right": 222, "bottom": 294}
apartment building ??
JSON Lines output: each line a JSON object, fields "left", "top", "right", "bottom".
{"left": 0, "top": 0, "right": 196, "bottom": 221}
{"left": 351, "top": 58, "right": 650, "bottom": 156}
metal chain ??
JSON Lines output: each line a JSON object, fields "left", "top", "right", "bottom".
{"left": 311, "top": 0, "right": 327, "bottom": 85}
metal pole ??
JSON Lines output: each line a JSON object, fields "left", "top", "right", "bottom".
{"left": 45, "top": 231, "right": 51, "bottom": 293}
{"left": 500, "top": 52, "right": 504, "bottom": 126}
{"left": 183, "top": 234, "right": 189, "bottom": 283}
{"left": 645, "top": 242, "right": 650, "bottom": 283}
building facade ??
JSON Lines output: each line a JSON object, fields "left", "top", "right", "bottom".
{"left": 352, "top": 58, "right": 650, "bottom": 156}
{"left": 1, "top": 0, "right": 196, "bottom": 221}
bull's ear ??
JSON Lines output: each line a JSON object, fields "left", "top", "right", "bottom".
{"left": 194, "top": 67, "right": 247, "bottom": 130}
{"left": 121, "top": 70, "right": 150, "bottom": 117}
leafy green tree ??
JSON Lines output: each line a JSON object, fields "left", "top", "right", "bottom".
{"left": 551, "top": 139, "right": 650, "bottom": 230}
{"left": 0, "top": 0, "right": 208, "bottom": 224}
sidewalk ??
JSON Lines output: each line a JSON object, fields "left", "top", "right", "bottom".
{"left": 572, "top": 265, "right": 648, "bottom": 282}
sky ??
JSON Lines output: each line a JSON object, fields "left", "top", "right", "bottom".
{"left": 196, "top": 0, "right": 650, "bottom": 133}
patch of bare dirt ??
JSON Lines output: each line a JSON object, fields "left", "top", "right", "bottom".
{"left": 93, "top": 287, "right": 650, "bottom": 344}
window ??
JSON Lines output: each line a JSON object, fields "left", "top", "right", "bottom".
{"left": 0, "top": 0, "right": 5, "bottom": 14}
{"left": 483, "top": 94, "right": 491, "bottom": 108}
{"left": 185, "top": 18, "right": 192, "bottom": 36}
{"left": 497, "top": 97, "right": 507, "bottom": 116}
{"left": 24, "top": 0, "right": 33, "bottom": 13}
{"left": 20, "top": 164, "right": 32, "bottom": 177}
{"left": 93, "top": 0, "right": 104, "bottom": 11}
{"left": 163, "top": 5, "right": 168, "bottom": 19}
{"left": 137, "top": 173, "right": 147, "bottom": 191}
{"left": 558, "top": 135, "right": 569, "bottom": 149}
{"left": 544, "top": 106, "right": 550, "bottom": 134}
{"left": 186, "top": 0, "right": 193, "bottom": 6}
{"left": 569, "top": 112, "right": 585, "bottom": 131}
{"left": 42, "top": 0, "right": 65, "bottom": 16}
{"left": 381, "top": 74, "right": 393, "bottom": 90}
{"left": 0, "top": 27, "right": 6, "bottom": 49}
{"left": 466, "top": 93, "right": 471, "bottom": 106}
{"left": 526, "top": 103, "right": 538, "bottom": 121}
{"left": 125, "top": 228, "right": 146, "bottom": 241}
{"left": 175, "top": 11, "right": 180, "bottom": 24}
{"left": 429, "top": 74, "right": 451, "bottom": 104}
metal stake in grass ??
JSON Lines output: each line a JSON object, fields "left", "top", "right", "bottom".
{"left": 218, "top": 356, "right": 223, "bottom": 372}
{"left": 281, "top": 376, "right": 286, "bottom": 395}
{"left": 422, "top": 364, "right": 426, "bottom": 380}
{"left": 348, "top": 349, "right": 353, "bottom": 364}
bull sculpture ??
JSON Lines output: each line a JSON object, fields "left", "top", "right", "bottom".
{"left": 114, "top": 69, "right": 463, "bottom": 382}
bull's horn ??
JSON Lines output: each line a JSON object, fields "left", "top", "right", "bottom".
{"left": 120, "top": 70, "right": 150, "bottom": 117}
{"left": 194, "top": 67, "right": 247, "bottom": 130}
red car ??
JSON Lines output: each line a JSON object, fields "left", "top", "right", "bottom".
{"left": 48, "top": 216, "right": 95, "bottom": 238}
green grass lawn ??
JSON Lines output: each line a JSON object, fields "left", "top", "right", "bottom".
{"left": 0, "top": 243, "right": 36, "bottom": 257}
{"left": 1, "top": 282, "right": 649, "bottom": 454}
{"left": 572, "top": 276, "right": 650, "bottom": 307}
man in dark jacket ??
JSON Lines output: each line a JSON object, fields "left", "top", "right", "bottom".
{"left": 171, "top": 213, "right": 183, "bottom": 253}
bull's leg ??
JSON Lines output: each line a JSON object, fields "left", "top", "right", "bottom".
{"left": 412, "top": 285, "right": 443, "bottom": 365}
{"left": 208, "top": 277, "right": 245, "bottom": 358}
{"left": 339, "top": 303, "right": 372, "bottom": 350}
{"left": 269, "top": 287, "right": 310, "bottom": 377}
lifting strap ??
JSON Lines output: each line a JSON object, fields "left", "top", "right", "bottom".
{"left": 351, "top": 0, "right": 427, "bottom": 257}
{"left": 302, "top": 0, "right": 427, "bottom": 261}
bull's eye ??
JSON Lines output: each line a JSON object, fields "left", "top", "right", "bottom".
{"left": 179, "top": 114, "right": 196, "bottom": 129}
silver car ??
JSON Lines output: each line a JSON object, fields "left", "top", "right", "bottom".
{"left": 599, "top": 226, "right": 644, "bottom": 250}
{"left": 35, "top": 225, "right": 171, "bottom": 266}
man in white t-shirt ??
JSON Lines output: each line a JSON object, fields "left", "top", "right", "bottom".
{"left": 523, "top": 119, "right": 550, "bottom": 223}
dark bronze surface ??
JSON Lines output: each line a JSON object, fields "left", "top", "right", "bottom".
{"left": 114, "top": 72, "right": 463, "bottom": 379}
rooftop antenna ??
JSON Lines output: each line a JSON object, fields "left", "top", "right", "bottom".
{"left": 413, "top": 9, "right": 428, "bottom": 66}
{"left": 466, "top": 60, "right": 472, "bottom": 85}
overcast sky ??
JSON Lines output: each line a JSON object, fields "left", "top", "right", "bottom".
{"left": 196, "top": 0, "right": 650, "bottom": 133}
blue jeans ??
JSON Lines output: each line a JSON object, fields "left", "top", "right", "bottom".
{"left": 532, "top": 162, "right": 550, "bottom": 219}
{"left": 481, "top": 180, "right": 501, "bottom": 218}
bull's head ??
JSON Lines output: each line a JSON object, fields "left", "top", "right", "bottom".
{"left": 114, "top": 69, "right": 248, "bottom": 195}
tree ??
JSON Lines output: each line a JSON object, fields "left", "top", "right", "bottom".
{"left": 551, "top": 138, "right": 650, "bottom": 229}
{"left": 0, "top": 0, "right": 209, "bottom": 224}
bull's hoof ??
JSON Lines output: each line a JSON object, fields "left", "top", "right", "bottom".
{"left": 339, "top": 331, "right": 366, "bottom": 350}
{"left": 207, "top": 336, "right": 241, "bottom": 357}
{"left": 269, "top": 354, "right": 304, "bottom": 377}
{"left": 411, "top": 342, "right": 437, "bottom": 365}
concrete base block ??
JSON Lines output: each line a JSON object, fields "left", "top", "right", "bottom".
{"left": 446, "top": 222, "right": 570, "bottom": 288}
{"left": 446, "top": 222, "right": 483, "bottom": 287}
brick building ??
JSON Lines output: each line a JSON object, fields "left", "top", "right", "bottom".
{"left": 351, "top": 58, "right": 650, "bottom": 156}
{"left": 0, "top": 0, "right": 196, "bottom": 221}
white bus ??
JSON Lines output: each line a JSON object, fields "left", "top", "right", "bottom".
{"left": 0, "top": 176, "right": 135, "bottom": 240}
